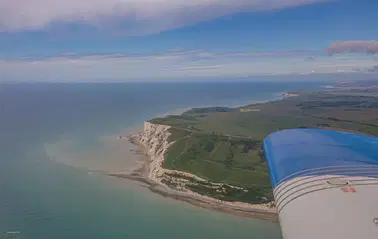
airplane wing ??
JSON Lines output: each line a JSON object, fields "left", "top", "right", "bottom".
{"left": 263, "top": 129, "right": 378, "bottom": 239}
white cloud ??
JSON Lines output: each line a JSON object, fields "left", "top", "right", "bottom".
{"left": 0, "top": 0, "right": 328, "bottom": 33}
{"left": 1, "top": 49, "right": 377, "bottom": 82}
{"left": 328, "top": 41, "right": 378, "bottom": 55}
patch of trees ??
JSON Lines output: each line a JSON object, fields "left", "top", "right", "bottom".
{"left": 224, "top": 149, "right": 234, "bottom": 169}
{"left": 298, "top": 99, "right": 378, "bottom": 109}
{"left": 205, "top": 140, "right": 215, "bottom": 152}
{"left": 186, "top": 107, "right": 234, "bottom": 114}
{"left": 317, "top": 123, "right": 330, "bottom": 127}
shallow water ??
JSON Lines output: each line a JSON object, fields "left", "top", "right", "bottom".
{"left": 0, "top": 82, "right": 325, "bottom": 239}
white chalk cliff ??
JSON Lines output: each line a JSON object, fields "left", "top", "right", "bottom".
{"left": 138, "top": 121, "right": 173, "bottom": 182}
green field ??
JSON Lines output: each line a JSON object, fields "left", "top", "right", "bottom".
{"left": 150, "top": 92, "right": 378, "bottom": 203}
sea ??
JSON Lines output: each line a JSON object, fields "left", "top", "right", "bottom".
{"left": 0, "top": 81, "right": 326, "bottom": 239}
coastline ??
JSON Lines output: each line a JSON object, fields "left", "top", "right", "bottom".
{"left": 110, "top": 97, "right": 283, "bottom": 222}
{"left": 108, "top": 172, "right": 278, "bottom": 221}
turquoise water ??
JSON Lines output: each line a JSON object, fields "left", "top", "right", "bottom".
{"left": 0, "top": 82, "right": 325, "bottom": 239}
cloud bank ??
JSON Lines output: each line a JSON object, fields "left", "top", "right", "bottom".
{"left": 1, "top": 49, "right": 377, "bottom": 82}
{"left": 328, "top": 41, "right": 378, "bottom": 55}
{"left": 0, "top": 0, "right": 328, "bottom": 33}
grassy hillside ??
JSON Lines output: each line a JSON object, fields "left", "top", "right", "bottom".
{"left": 150, "top": 92, "right": 378, "bottom": 203}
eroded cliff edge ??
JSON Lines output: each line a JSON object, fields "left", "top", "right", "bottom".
{"left": 137, "top": 122, "right": 208, "bottom": 190}
{"left": 137, "top": 122, "right": 174, "bottom": 183}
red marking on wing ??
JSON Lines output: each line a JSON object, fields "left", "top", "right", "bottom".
{"left": 341, "top": 186, "right": 357, "bottom": 193}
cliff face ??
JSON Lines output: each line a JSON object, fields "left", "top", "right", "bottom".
{"left": 138, "top": 122, "right": 173, "bottom": 181}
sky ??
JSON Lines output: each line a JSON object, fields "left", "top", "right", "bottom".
{"left": 0, "top": 0, "right": 377, "bottom": 82}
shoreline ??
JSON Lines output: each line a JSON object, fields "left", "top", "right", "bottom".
{"left": 110, "top": 98, "right": 282, "bottom": 222}
{"left": 149, "top": 189, "right": 277, "bottom": 221}
{"left": 108, "top": 172, "right": 278, "bottom": 221}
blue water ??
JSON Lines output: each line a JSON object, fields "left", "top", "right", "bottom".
{"left": 0, "top": 82, "right": 325, "bottom": 239}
